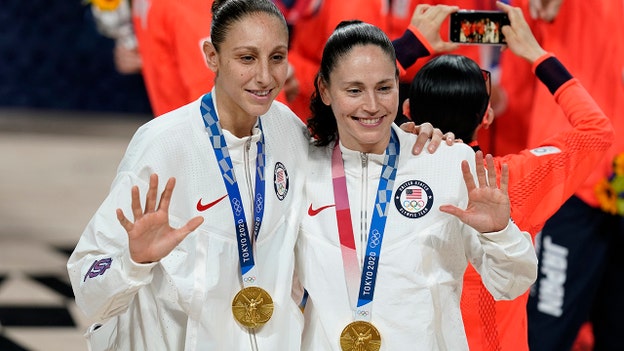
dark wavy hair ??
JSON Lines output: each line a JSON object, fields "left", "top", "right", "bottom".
{"left": 211, "top": 0, "right": 287, "bottom": 52}
{"left": 408, "top": 55, "right": 490, "bottom": 143}
{"left": 308, "top": 20, "right": 399, "bottom": 146}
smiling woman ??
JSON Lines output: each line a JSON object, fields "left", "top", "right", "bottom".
{"left": 202, "top": 8, "right": 290, "bottom": 137}
{"left": 316, "top": 41, "right": 398, "bottom": 154}
{"left": 296, "top": 20, "right": 537, "bottom": 351}
{"left": 66, "top": 0, "right": 311, "bottom": 349}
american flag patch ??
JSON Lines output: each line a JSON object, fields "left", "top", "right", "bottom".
{"left": 274, "top": 162, "right": 289, "bottom": 201}
{"left": 394, "top": 180, "right": 434, "bottom": 219}
{"left": 406, "top": 188, "right": 422, "bottom": 199}
{"left": 276, "top": 169, "right": 285, "bottom": 183}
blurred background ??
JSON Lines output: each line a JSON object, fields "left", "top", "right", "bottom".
{"left": 1, "top": 1, "right": 151, "bottom": 350}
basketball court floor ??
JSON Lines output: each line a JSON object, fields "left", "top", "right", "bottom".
{"left": 0, "top": 109, "right": 148, "bottom": 351}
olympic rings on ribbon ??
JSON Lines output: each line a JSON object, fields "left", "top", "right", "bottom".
{"left": 369, "top": 230, "right": 381, "bottom": 248}
{"left": 232, "top": 198, "right": 243, "bottom": 216}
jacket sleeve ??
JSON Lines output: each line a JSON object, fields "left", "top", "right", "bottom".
{"left": 465, "top": 220, "right": 538, "bottom": 300}
{"left": 67, "top": 172, "right": 158, "bottom": 321}
{"left": 392, "top": 24, "right": 432, "bottom": 81}
{"left": 498, "top": 54, "right": 614, "bottom": 235}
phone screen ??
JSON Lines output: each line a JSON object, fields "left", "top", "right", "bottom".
{"left": 449, "top": 11, "right": 510, "bottom": 45}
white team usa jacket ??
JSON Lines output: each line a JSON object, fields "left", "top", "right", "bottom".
{"left": 296, "top": 124, "right": 538, "bottom": 351}
{"left": 67, "top": 94, "right": 309, "bottom": 350}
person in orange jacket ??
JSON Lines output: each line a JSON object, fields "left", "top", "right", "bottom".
{"left": 516, "top": 0, "right": 624, "bottom": 350}
{"left": 387, "top": 0, "right": 503, "bottom": 156}
{"left": 400, "top": 2, "right": 614, "bottom": 350}
{"left": 131, "top": 0, "right": 215, "bottom": 117}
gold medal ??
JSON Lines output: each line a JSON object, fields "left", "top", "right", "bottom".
{"left": 231, "top": 286, "right": 274, "bottom": 328}
{"left": 340, "top": 321, "right": 382, "bottom": 351}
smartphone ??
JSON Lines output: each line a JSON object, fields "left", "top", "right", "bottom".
{"left": 449, "top": 10, "right": 510, "bottom": 45}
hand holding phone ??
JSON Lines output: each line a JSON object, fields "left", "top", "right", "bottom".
{"left": 495, "top": 2, "right": 547, "bottom": 63}
{"left": 449, "top": 10, "right": 510, "bottom": 45}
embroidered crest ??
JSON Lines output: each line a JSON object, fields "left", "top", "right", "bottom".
{"left": 274, "top": 162, "right": 289, "bottom": 200}
{"left": 394, "top": 180, "right": 434, "bottom": 218}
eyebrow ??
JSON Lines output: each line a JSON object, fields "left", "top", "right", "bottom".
{"left": 341, "top": 78, "right": 396, "bottom": 86}
{"left": 232, "top": 45, "right": 288, "bottom": 52}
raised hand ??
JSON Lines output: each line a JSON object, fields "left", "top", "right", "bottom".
{"left": 496, "top": 1, "right": 547, "bottom": 63}
{"left": 116, "top": 173, "right": 204, "bottom": 264}
{"left": 409, "top": 4, "right": 460, "bottom": 54}
{"left": 439, "top": 151, "right": 511, "bottom": 233}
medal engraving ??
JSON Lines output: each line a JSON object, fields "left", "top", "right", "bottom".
{"left": 231, "top": 286, "right": 274, "bottom": 328}
{"left": 340, "top": 321, "right": 382, "bottom": 351}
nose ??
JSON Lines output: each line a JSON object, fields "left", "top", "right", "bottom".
{"left": 362, "top": 91, "right": 379, "bottom": 114}
{"left": 256, "top": 59, "right": 271, "bottom": 86}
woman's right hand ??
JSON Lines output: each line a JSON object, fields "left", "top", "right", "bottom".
{"left": 496, "top": 1, "right": 547, "bottom": 63}
{"left": 116, "top": 173, "right": 204, "bottom": 264}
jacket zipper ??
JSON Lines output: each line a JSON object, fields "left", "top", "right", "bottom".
{"left": 244, "top": 137, "right": 255, "bottom": 244}
{"left": 359, "top": 152, "right": 369, "bottom": 266}
{"left": 243, "top": 136, "right": 260, "bottom": 351}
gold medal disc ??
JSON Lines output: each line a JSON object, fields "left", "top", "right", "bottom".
{"left": 231, "top": 286, "right": 274, "bottom": 328}
{"left": 340, "top": 320, "right": 382, "bottom": 351}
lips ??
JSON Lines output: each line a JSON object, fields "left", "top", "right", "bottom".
{"left": 353, "top": 116, "right": 385, "bottom": 126}
{"left": 248, "top": 89, "right": 272, "bottom": 97}
{"left": 357, "top": 117, "right": 382, "bottom": 125}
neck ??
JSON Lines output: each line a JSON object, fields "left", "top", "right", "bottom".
{"left": 218, "top": 116, "right": 256, "bottom": 138}
{"left": 338, "top": 129, "right": 391, "bottom": 155}
{"left": 213, "top": 89, "right": 257, "bottom": 138}
{"left": 341, "top": 140, "right": 388, "bottom": 155}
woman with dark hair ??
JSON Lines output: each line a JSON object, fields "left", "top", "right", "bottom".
{"left": 407, "top": 54, "right": 490, "bottom": 145}
{"left": 68, "top": 0, "right": 309, "bottom": 349}
{"left": 296, "top": 20, "right": 537, "bottom": 350}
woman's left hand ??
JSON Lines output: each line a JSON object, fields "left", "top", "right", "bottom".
{"left": 439, "top": 151, "right": 511, "bottom": 233}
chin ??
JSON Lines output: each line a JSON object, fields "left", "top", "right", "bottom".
{"left": 247, "top": 105, "right": 272, "bottom": 118}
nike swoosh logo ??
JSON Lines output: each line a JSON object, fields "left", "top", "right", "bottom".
{"left": 197, "top": 195, "right": 228, "bottom": 212}
{"left": 308, "top": 204, "right": 336, "bottom": 216}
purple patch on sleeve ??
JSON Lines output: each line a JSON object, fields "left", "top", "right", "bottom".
{"left": 83, "top": 258, "right": 113, "bottom": 282}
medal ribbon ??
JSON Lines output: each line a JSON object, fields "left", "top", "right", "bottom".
{"left": 200, "top": 93, "right": 266, "bottom": 287}
{"left": 331, "top": 131, "right": 399, "bottom": 321}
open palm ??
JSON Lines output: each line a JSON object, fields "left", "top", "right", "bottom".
{"left": 440, "top": 151, "right": 510, "bottom": 233}
{"left": 116, "top": 174, "right": 204, "bottom": 264}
